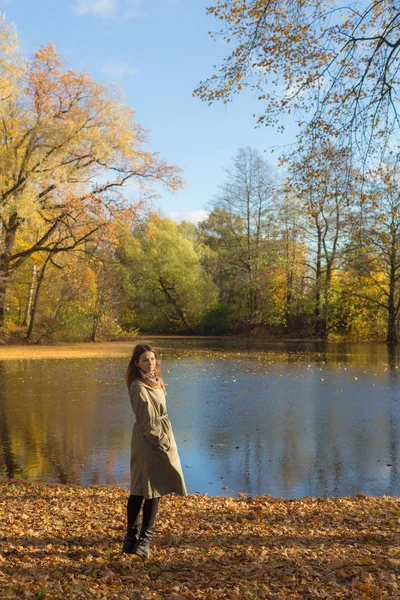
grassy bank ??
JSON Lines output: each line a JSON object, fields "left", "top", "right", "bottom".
{"left": 0, "top": 341, "right": 137, "bottom": 361}
{"left": 0, "top": 483, "right": 399, "bottom": 599}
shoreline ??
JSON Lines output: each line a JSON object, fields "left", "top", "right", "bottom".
{"left": 1, "top": 482, "right": 399, "bottom": 598}
{"left": 0, "top": 336, "right": 393, "bottom": 362}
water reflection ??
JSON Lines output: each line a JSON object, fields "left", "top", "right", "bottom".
{"left": 0, "top": 340, "right": 399, "bottom": 498}
{"left": 0, "top": 363, "right": 19, "bottom": 478}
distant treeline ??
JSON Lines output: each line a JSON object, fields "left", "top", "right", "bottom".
{"left": 5, "top": 145, "right": 400, "bottom": 343}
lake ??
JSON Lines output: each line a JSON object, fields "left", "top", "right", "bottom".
{"left": 0, "top": 338, "right": 399, "bottom": 498}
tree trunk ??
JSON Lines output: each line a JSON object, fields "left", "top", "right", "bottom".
{"left": 387, "top": 283, "right": 398, "bottom": 343}
{"left": 158, "top": 276, "right": 189, "bottom": 328}
{"left": 27, "top": 259, "right": 49, "bottom": 342}
{"left": 91, "top": 315, "right": 99, "bottom": 343}
{"left": 314, "top": 226, "right": 323, "bottom": 338}
{"left": 284, "top": 229, "right": 293, "bottom": 334}
{"left": 387, "top": 311, "right": 397, "bottom": 344}
{"left": 320, "top": 198, "right": 341, "bottom": 341}
{"left": 246, "top": 192, "right": 255, "bottom": 328}
{"left": 320, "top": 260, "right": 333, "bottom": 340}
{"left": 23, "top": 265, "right": 37, "bottom": 326}
{"left": 91, "top": 272, "right": 104, "bottom": 343}
{"left": 0, "top": 213, "right": 19, "bottom": 327}
{"left": 387, "top": 232, "right": 398, "bottom": 344}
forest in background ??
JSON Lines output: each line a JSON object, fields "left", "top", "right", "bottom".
{"left": 1, "top": 5, "right": 400, "bottom": 344}
{"left": 4, "top": 142, "right": 400, "bottom": 343}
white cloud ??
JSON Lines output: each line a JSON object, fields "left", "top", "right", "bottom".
{"left": 168, "top": 210, "right": 209, "bottom": 224}
{"left": 103, "top": 58, "right": 139, "bottom": 79}
{"left": 73, "top": 0, "right": 117, "bottom": 16}
{"left": 73, "top": 0, "right": 150, "bottom": 19}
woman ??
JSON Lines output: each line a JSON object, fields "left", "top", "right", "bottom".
{"left": 122, "top": 343, "right": 187, "bottom": 558}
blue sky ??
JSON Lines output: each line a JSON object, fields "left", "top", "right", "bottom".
{"left": 2, "top": 0, "right": 296, "bottom": 223}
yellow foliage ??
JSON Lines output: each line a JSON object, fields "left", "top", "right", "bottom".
{"left": 0, "top": 20, "right": 183, "bottom": 325}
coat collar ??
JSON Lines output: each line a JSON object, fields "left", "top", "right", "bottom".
{"left": 131, "top": 380, "right": 163, "bottom": 392}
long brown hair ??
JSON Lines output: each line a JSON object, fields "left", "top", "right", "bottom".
{"left": 126, "top": 343, "right": 165, "bottom": 391}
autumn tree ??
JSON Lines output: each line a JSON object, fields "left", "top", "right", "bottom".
{"left": 117, "top": 217, "right": 218, "bottom": 332}
{"left": 0, "top": 30, "right": 182, "bottom": 328}
{"left": 274, "top": 191, "right": 309, "bottom": 334}
{"left": 0, "top": 14, "right": 24, "bottom": 111}
{"left": 198, "top": 208, "right": 245, "bottom": 331}
{"left": 343, "top": 162, "right": 400, "bottom": 343}
{"left": 19, "top": 242, "right": 127, "bottom": 343}
{"left": 195, "top": 1, "right": 400, "bottom": 165}
{"left": 29, "top": 255, "right": 98, "bottom": 342}
{"left": 201, "top": 146, "right": 276, "bottom": 330}
{"left": 286, "top": 141, "right": 358, "bottom": 338}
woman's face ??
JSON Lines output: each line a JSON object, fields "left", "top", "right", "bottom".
{"left": 136, "top": 350, "right": 156, "bottom": 373}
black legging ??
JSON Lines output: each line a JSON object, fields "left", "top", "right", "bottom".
{"left": 127, "top": 494, "right": 159, "bottom": 528}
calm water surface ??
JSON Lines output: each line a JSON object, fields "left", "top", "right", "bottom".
{"left": 1, "top": 339, "right": 400, "bottom": 498}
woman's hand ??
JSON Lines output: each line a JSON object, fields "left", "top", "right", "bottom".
{"left": 157, "top": 434, "right": 170, "bottom": 452}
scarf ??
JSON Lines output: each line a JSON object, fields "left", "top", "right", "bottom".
{"left": 139, "top": 368, "right": 162, "bottom": 390}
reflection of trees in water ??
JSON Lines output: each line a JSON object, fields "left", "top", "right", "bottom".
{"left": 159, "top": 339, "right": 400, "bottom": 368}
{"left": 332, "top": 448, "right": 343, "bottom": 496}
{"left": 387, "top": 343, "right": 399, "bottom": 494}
{"left": 45, "top": 430, "right": 68, "bottom": 484}
{"left": 202, "top": 373, "right": 317, "bottom": 496}
{"left": 0, "top": 356, "right": 132, "bottom": 486}
{"left": 314, "top": 376, "right": 343, "bottom": 497}
{"left": 387, "top": 343, "right": 398, "bottom": 376}
{"left": 0, "top": 360, "right": 100, "bottom": 483}
{"left": 241, "top": 434, "right": 268, "bottom": 495}
{"left": 201, "top": 356, "right": 400, "bottom": 497}
{"left": 324, "top": 341, "right": 397, "bottom": 367}
{"left": 242, "top": 439, "right": 252, "bottom": 494}
{"left": 0, "top": 363, "right": 20, "bottom": 478}
{"left": 313, "top": 341, "right": 328, "bottom": 364}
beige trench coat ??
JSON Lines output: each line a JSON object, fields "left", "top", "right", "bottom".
{"left": 129, "top": 380, "right": 187, "bottom": 499}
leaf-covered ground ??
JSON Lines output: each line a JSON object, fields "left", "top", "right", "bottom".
{"left": 1, "top": 483, "right": 400, "bottom": 599}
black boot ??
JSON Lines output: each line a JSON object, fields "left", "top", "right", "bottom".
{"left": 134, "top": 525, "right": 156, "bottom": 558}
{"left": 121, "top": 523, "right": 141, "bottom": 554}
